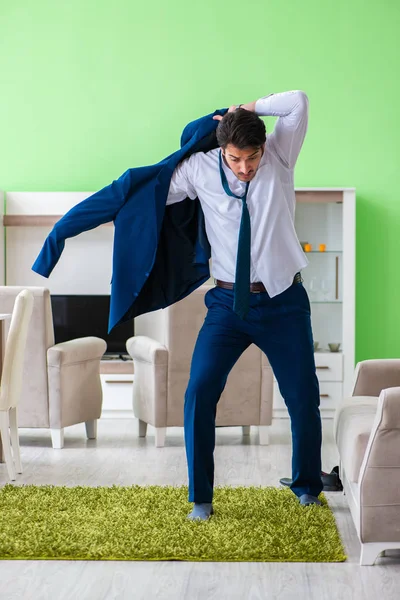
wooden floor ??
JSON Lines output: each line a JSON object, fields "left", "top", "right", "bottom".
{"left": 1, "top": 417, "right": 400, "bottom": 600}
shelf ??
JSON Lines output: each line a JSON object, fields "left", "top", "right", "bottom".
{"left": 2, "top": 190, "right": 346, "bottom": 228}
{"left": 295, "top": 190, "right": 343, "bottom": 204}
{"left": 304, "top": 251, "right": 343, "bottom": 254}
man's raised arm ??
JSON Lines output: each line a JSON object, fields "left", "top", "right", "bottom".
{"left": 217, "top": 91, "right": 309, "bottom": 169}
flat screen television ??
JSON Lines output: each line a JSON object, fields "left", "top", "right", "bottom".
{"left": 50, "top": 295, "right": 134, "bottom": 356}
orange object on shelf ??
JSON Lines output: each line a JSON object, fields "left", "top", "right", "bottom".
{"left": 319, "top": 244, "right": 326, "bottom": 252}
{"left": 304, "top": 243, "right": 312, "bottom": 252}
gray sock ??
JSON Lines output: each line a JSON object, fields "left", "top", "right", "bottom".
{"left": 299, "top": 494, "right": 321, "bottom": 506}
{"left": 187, "top": 503, "right": 214, "bottom": 521}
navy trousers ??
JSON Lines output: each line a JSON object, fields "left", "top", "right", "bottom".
{"left": 184, "top": 279, "right": 323, "bottom": 502}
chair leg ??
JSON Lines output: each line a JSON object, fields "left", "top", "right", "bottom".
{"left": 155, "top": 427, "right": 167, "bottom": 448}
{"left": 51, "top": 428, "right": 64, "bottom": 449}
{"left": 259, "top": 425, "right": 270, "bottom": 446}
{"left": 242, "top": 426, "right": 251, "bottom": 436}
{"left": 85, "top": 420, "right": 97, "bottom": 439}
{"left": 138, "top": 419, "right": 148, "bottom": 438}
{"left": 9, "top": 407, "right": 22, "bottom": 474}
{"left": 0, "top": 411, "right": 16, "bottom": 481}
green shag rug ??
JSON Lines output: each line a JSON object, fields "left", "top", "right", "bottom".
{"left": 0, "top": 484, "right": 346, "bottom": 562}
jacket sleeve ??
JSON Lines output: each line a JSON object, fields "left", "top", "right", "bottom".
{"left": 32, "top": 168, "right": 133, "bottom": 277}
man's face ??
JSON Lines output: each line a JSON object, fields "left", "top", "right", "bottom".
{"left": 222, "top": 143, "right": 265, "bottom": 182}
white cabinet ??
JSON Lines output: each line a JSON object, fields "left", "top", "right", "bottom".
{"left": 315, "top": 352, "right": 343, "bottom": 381}
{"left": 273, "top": 188, "right": 356, "bottom": 419}
{"left": 100, "top": 362, "right": 134, "bottom": 418}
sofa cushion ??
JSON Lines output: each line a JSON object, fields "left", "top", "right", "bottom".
{"left": 334, "top": 396, "right": 378, "bottom": 483}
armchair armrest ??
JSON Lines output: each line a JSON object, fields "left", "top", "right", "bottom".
{"left": 375, "top": 386, "right": 400, "bottom": 429}
{"left": 359, "top": 387, "right": 400, "bottom": 541}
{"left": 352, "top": 359, "right": 400, "bottom": 398}
{"left": 126, "top": 336, "right": 168, "bottom": 427}
{"left": 126, "top": 336, "right": 168, "bottom": 365}
{"left": 46, "top": 337, "right": 106, "bottom": 429}
{"left": 47, "top": 336, "right": 107, "bottom": 367}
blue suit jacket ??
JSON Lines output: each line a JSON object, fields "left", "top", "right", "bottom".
{"left": 32, "top": 108, "right": 228, "bottom": 332}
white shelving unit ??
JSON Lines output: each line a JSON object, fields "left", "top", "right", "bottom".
{"left": 273, "top": 188, "right": 356, "bottom": 419}
{"left": 2, "top": 188, "right": 355, "bottom": 420}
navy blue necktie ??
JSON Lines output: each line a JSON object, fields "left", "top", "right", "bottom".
{"left": 219, "top": 151, "right": 250, "bottom": 319}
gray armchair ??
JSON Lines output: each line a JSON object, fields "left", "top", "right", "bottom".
{"left": 0, "top": 286, "right": 106, "bottom": 449}
{"left": 334, "top": 359, "right": 400, "bottom": 565}
{"left": 126, "top": 285, "right": 274, "bottom": 447}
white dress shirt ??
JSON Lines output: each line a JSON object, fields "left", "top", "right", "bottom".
{"left": 166, "top": 91, "right": 309, "bottom": 298}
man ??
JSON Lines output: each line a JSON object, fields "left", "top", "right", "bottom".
{"left": 166, "top": 91, "right": 323, "bottom": 521}
{"left": 32, "top": 91, "right": 323, "bottom": 521}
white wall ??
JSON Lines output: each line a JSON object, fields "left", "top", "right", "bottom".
{"left": 5, "top": 192, "right": 113, "bottom": 294}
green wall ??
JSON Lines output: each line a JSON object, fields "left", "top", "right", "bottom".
{"left": 1, "top": 1, "right": 399, "bottom": 361}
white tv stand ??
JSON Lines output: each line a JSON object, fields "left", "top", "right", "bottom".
{"left": 100, "top": 358, "right": 134, "bottom": 418}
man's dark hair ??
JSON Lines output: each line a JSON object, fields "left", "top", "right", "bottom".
{"left": 216, "top": 108, "right": 266, "bottom": 150}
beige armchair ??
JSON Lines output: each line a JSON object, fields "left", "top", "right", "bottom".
{"left": 334, "top": 359, "right": 400, "bottom": 565}
{"left": 0, "top": 287, "right": 106, "bottom": 449}
{"left": 126, "top": 285, "right": 274, "bottom": 447}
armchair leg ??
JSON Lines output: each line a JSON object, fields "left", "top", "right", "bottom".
{"left": 155, "top": 427, "right": 167, "bottom": 448}
{"left": 259, "top": 425, "right": 270, "bottom": 446}
{"left": 0, "top": 411, "right": 16, "bottom": 481}
{"left": 138, "top": 419, "right": 148, "bottom": 438}
{"left": 85, "top": 420, "right": 97, "bottom": 439}
{"left": 51, "top": 428, "right": 64, "bottom": 449}
{"left": 360, "top": 543, "right": 386, "bottom": 566}
{"left": 242, "top": 426, "right": 251, "bottom": 436}
{"left": 9, "top": 407, "right": 22, "bottom": 474}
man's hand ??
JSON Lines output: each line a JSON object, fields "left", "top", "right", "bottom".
{"left": 213, "top": 105, "right": 237, "bottom": 122}
{"left": 213, "top": 101, "right": 257, "bottom": 121}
